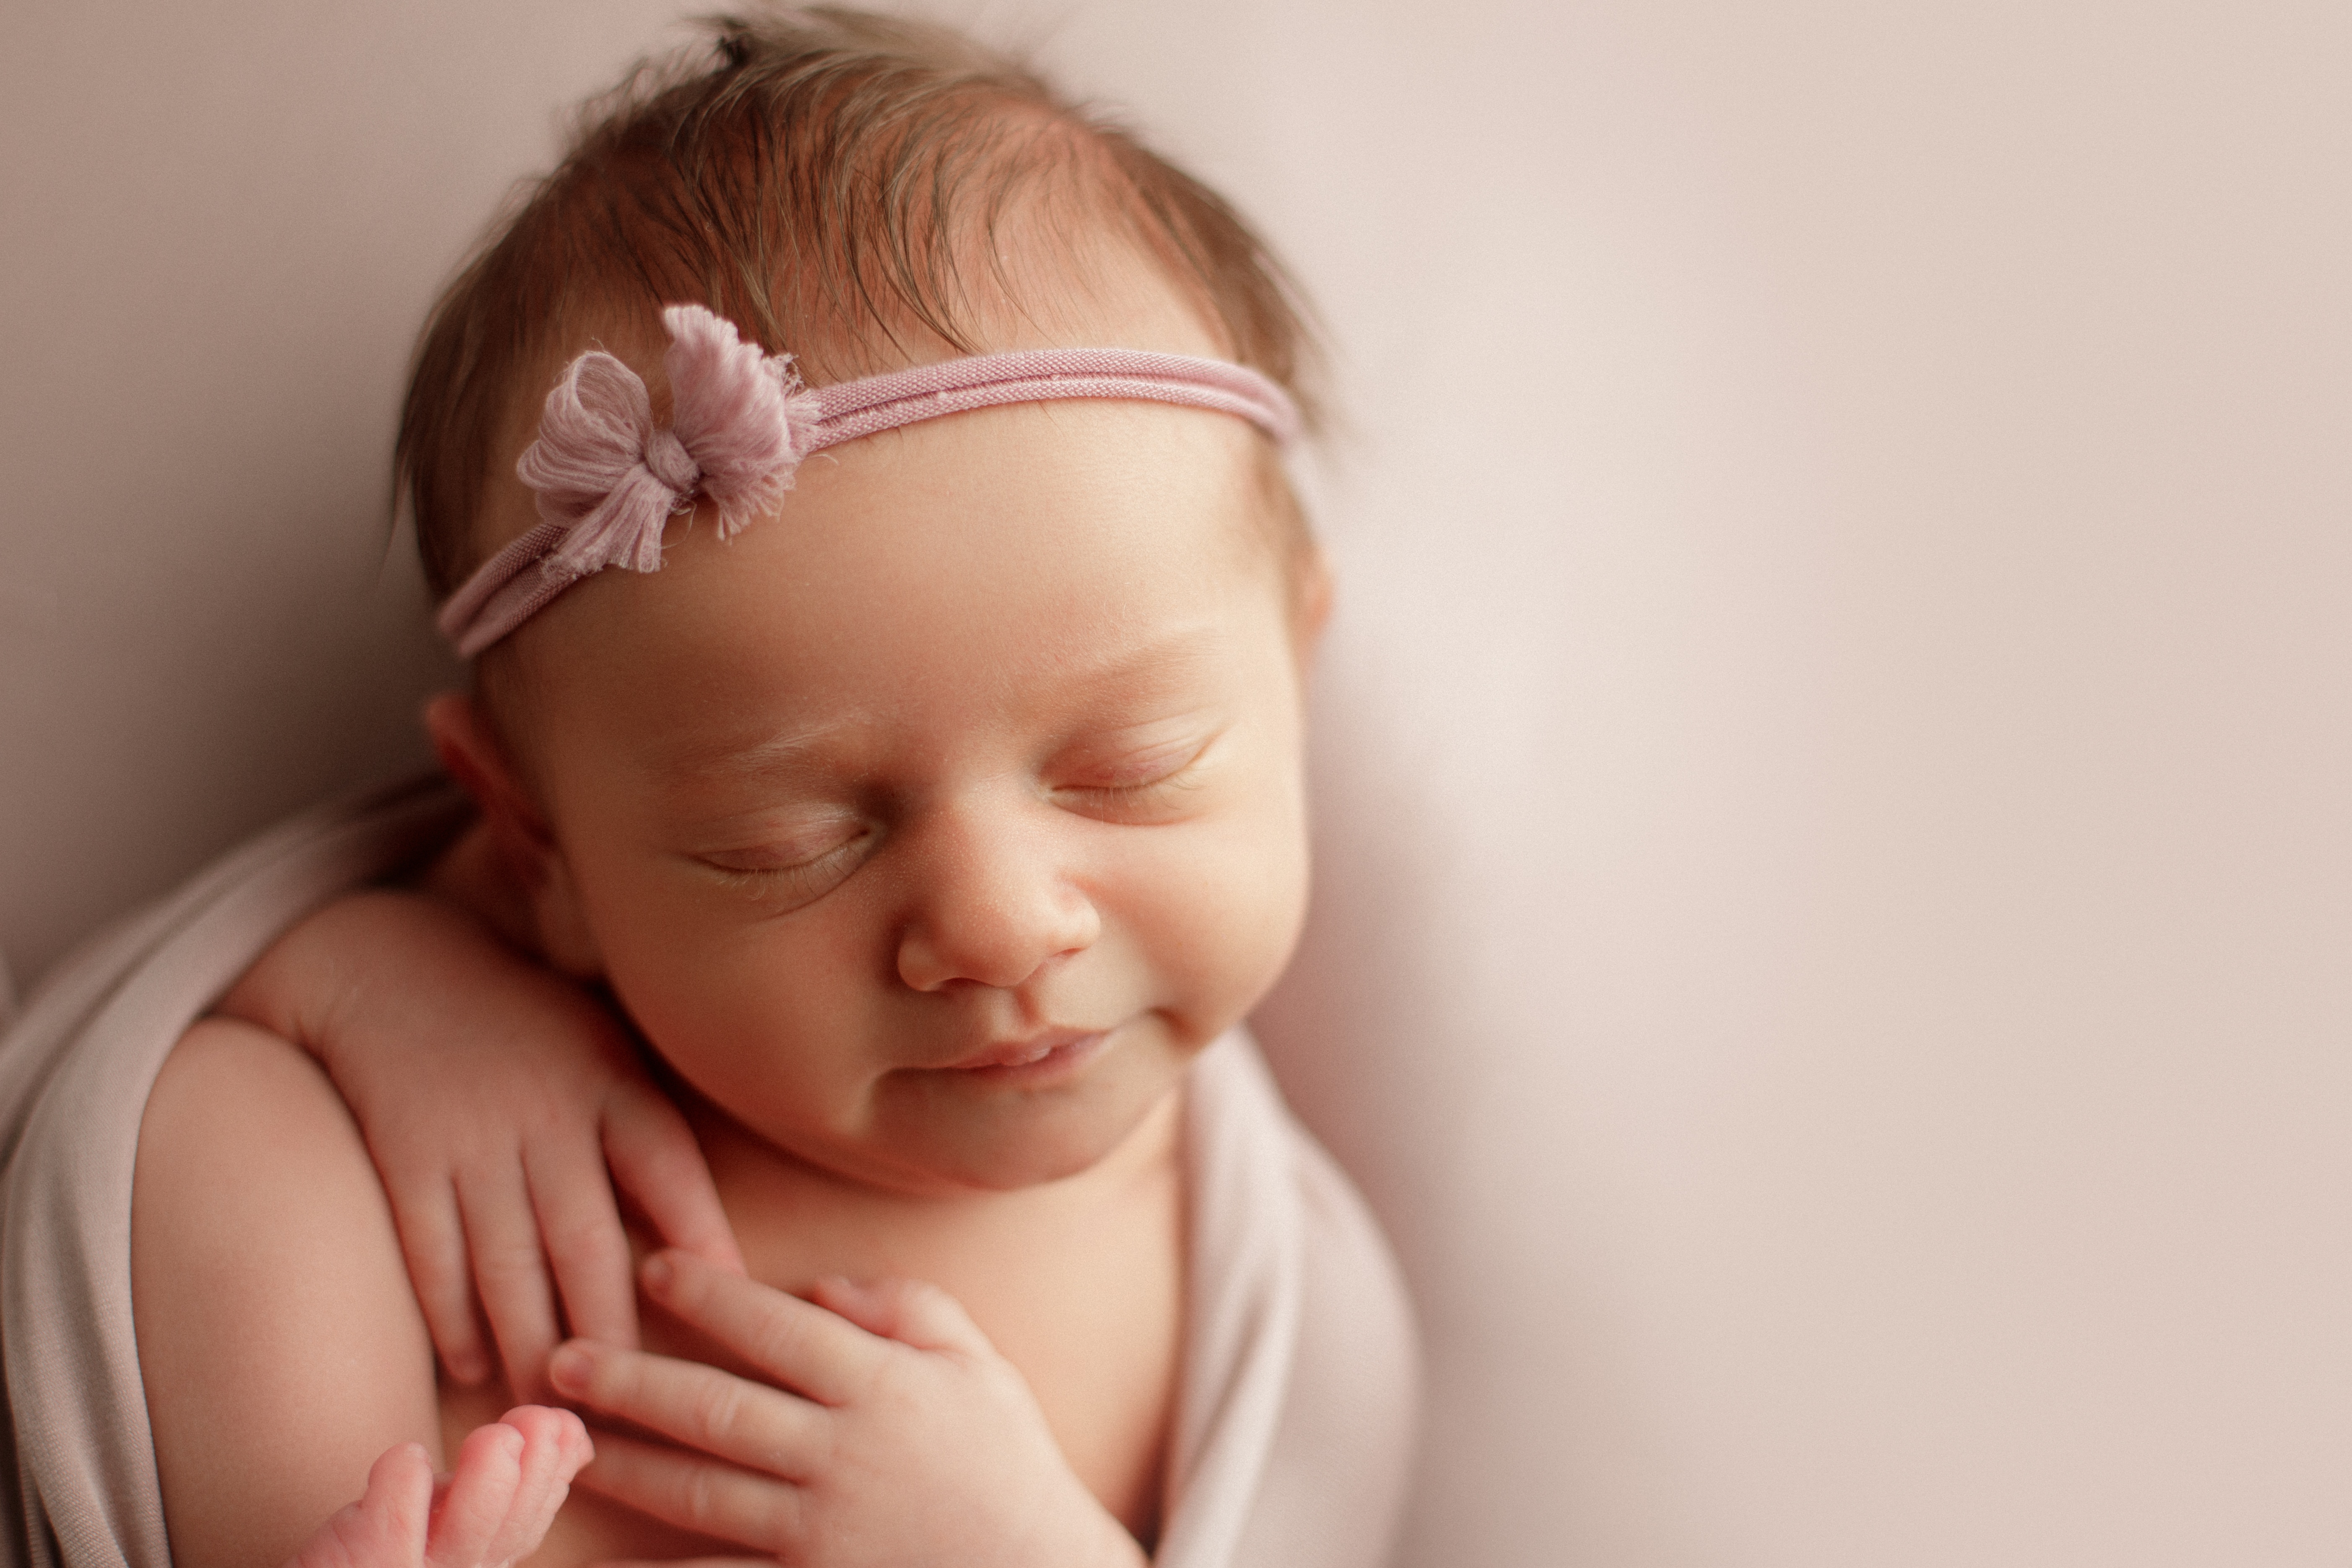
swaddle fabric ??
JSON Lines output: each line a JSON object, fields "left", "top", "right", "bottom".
{"left": 0, "top": 778, "right": 1417, "bottom": 1567}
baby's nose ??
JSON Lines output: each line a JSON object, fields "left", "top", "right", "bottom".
{"left": 893, "top": 807, "right": 1102, "bottom": 993}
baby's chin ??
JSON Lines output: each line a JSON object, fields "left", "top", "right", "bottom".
{"left": 849, "top": 1047, "right": 1193, "bottom": 1195}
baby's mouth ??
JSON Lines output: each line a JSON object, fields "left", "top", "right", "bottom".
{"left": 937, "top": 1027, "right": 1111, "bottom": 1077}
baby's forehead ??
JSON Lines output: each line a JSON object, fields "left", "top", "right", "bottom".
{"left": 506, "top": 389, "right": 1280, "bottom": 695}
{"left": 476, "top": 387, "right": 1316, "bottom": 828}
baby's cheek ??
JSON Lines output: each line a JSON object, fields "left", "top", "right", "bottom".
{"left": 595, "top": 913, "right": 830, "bottom": 1100}
{"left": 1146, "top": 814, "right": 1310, "bottom": 1032}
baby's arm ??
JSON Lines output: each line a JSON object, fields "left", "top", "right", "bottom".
{"left": 134, "top": 1017, "right": 585, "bottom": 1568}
{"left": 216, "top": 865, "right": 741, "bottom": 1401}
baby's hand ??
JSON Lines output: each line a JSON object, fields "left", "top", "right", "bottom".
{"left": 218, "top": 889, "right": 744, "bottom": 1401}
{"left": 287, "top": 1406, "right": 590, "bottom": 1568}
{"left": 547, "top": 1251, "right": 1148, "bottom": 1568}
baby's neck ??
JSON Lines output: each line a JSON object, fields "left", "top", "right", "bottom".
{"left": 668, "top": 1080, "right": 1189, "bottom": 1539}
{"left": 681, "top": 1084, "right": 1187, "bottom": 1290}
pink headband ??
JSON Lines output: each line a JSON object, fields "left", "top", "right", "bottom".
{"left": 436, "top": 304, "right": 1301, "bottom": 656}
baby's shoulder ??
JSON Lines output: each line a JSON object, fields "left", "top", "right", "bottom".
{"left": 137, "top": 1016, "right": 429, "bottom": 1365}
{"left": 144, "top": 1014, "right": 353, "bottom": 1156}
{"left": 138, "top": 1015, "right": 395, "bottom": 1248}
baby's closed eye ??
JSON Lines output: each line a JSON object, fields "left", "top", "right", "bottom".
{"left": 1049, "top": 729, "right": 1227, "bottom": 823}
{"left": 688, "top": 816, "right": 876, "bottom": 904}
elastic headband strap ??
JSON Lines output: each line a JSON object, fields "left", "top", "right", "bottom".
{"left": 437, "top": 307, "right": 1300, "bottom": 657}
{"left": 802, "top": 348, "right": 1300, "bottom": 450}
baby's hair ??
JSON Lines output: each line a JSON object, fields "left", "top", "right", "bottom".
{"left": 398, "top": 5, "right": 1323, "bottom": 602}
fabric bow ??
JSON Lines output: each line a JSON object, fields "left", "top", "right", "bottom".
{"left": 514, "top": 304, "right": 820, "bottom": 578}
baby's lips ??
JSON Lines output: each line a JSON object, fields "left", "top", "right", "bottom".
{"left": 938, "top": 1026, "right": 1108, "bottom": 1071}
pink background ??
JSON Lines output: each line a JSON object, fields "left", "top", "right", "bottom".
{"left": 5, "top": 3, "right": 2347, "bottom": 1562}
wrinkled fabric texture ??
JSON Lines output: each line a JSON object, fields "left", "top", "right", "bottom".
{"left": 0, "top": 777, "right": 1418, "bottom": 1568}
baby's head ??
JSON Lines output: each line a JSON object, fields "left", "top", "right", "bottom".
{"left": 403, "top": 9, "right": 1328, "bottom": 1196}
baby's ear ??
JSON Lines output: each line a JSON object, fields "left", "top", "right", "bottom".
{"left": 423, "top": 693, "right": 604, "bottom": 979}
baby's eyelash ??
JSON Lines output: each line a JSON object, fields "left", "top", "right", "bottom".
{"left": 1056, "top": 749, "right": 1213, "bottom": 816}
{"left": 694, "top": 827, "right": 873, "bottom": 902}
{"left": 1081, "top": 764, "right": 1201, "bottom": 797}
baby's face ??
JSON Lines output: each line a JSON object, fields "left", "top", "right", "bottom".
{"left": 501, "top": 393, "right": 1313, "bottom": 1195}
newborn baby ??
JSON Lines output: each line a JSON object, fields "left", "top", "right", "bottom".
{"left": 122, "top": 11, "right": 1412, "bottom": 1568}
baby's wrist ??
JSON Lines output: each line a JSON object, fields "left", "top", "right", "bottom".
{"left": 216, "top": 887, "right": 543, "bottom": 1069}
{"left": 216, "top": 888, "right": 433, "bottom": 1043}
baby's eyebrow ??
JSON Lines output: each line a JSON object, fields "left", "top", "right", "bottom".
{"left": 649, "top": 718, "right": 863, "bottom": 781}
{"left": 643, "top": 624, "right": 1235, "bottom": 782}
{"left": 1051, "top": 623, "right": 1229, "bottom": 695}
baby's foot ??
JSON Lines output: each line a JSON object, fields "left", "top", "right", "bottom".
{"left": 286, "top": 1407, "right": 592, "bottom": 1568}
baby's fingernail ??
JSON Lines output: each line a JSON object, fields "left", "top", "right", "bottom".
{"left": 640, "top": 1252, "right": 674, "bottom": 1293}
{"left": 548, "top": 1343, "right": 592, "bottom": 1392}
{"left": 447, "top": 1350, "right": 489, "bottom": 1385}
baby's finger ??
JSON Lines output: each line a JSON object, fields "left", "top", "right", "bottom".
{"left": 424, "top": 1422, "right": 523, "bottom": 1568}
{"left": 386, "top": 1175, "right": 493, "bottom": 1387}
{"left": 603, "top": 1084, "right": 744, "bottom": 1272}
{"left": 456, "top": 1166, "right": 561, "bottom": 1403}
{"left": 546, "top": 1339, "right": 824, "bottom": 1479}
{"left": 478, "top": 1407, "right": 592, "bottom": 1567}
{"left": 570, "top": 1429, "right": 802, "bottom": 1556}
{"left": 808, "top": 1275, "right": 995, "bottom": 1357}
{"left": 360, "top": 1441, "right": 438, "bottom": 1555}
{"left": 285, "top": 1442, "right": 434, "bottom": 1568}
{"left": 525, "top": 1137, "right": 639, "bottom": 1351}
{"left": 639, "top": 1251, "right": 878, "bottom": 1405}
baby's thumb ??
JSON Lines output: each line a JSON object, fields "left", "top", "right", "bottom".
{"left": 283, "top": 1443, "right": 433, "bottom": 1568}
{"left": 809, "top": 1275, "right": 992, "bottom": 1355}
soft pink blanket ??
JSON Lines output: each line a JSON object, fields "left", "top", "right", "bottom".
{"left": 0, "top": 777, "right": 1418, "bottom": 1567}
